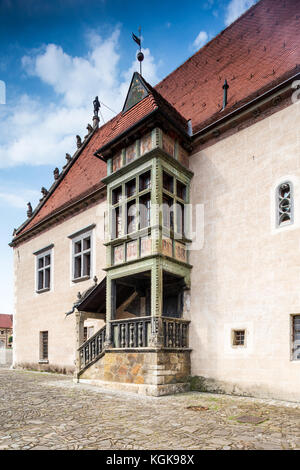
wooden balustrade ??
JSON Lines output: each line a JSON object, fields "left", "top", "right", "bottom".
{"left": 111, "top": 316, "right": 151, "bottom": 348}
{"left": 111, "top": 316, "right": 189, "bottom": 349}
{"left": 162, "top": 317, "right": 189, "bottom": 348}
{"left": 78, "top": 317, "right": 190, "bottom": 371}
{"left": 79, "top": 325, "right": 106, "bottom": 370}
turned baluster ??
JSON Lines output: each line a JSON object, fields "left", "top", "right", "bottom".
{"left": 168, "top": 322, "right": 173, "bottom": 347}
{"left": 138, "top": 322, "right": 143, "bottom": 347}
{"left": 129, "top": 323, "right": 135, "bottom": 347}
{"left": 121, "top": 323, "right": 126, "bottom": 348}
{"left": 175, "top": 322, "right": 179, "bottom": 347}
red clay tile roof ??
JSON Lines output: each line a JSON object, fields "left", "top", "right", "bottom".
{"left": 0, "top": 314, "right": 13, "bottom": 329}
{"left": 156, "top": 0, "right": 300, "bottom": 132}
{"left": 15, "top": 0, "right": 300, "bottom": 238}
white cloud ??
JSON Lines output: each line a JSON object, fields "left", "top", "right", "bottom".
{"left": 192, "top": 31, "right": 209, "bottom": 51}
{"left": 0, "top": 27, "right": 160, "bottom": 169}
{"left": 0, "top": 189, "right": 40, "bottom": 209}
{"left": 225, "top": 0, "right": 256, "bottom": 26}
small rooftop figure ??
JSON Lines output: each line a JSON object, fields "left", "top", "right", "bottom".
{"left": 93, "top": 96, "right": 100, "bottom": 117}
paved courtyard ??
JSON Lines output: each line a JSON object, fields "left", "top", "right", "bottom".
{"left": 0, "top": 368, "right": 299, "bottom": 450}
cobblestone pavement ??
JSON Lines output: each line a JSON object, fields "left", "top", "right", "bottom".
{"left": 0, "top": 369, "right": 299, "bottom": 450}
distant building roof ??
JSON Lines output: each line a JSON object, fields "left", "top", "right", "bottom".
{"left": 0, "top": 314, "right": 13, "bottom": 329}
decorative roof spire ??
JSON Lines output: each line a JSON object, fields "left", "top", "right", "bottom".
{"left": 132, "top": 27, "right": 144, "bottom": 75}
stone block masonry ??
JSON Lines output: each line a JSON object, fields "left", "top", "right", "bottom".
{"left": 79, "top": 349, "right": 191, "bottom": 396}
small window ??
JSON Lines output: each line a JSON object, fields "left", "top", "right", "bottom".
{"left": 176, "top": 180, "right": 187, "bottom": 201}
{"left": 163, "top": 195, "right": 174, "bottom": 231}
{"left": 292, "top": 315, "right": 300, "bottom": 360}
{"left": 139, "top": 171, "right": 151, "bottom": 192}
{"left": 126, "top": 179, "right": 136, "bottom": 198}
{"left": 40, "top": 331, "right": 48, "bottom": 361}
{"left": 139, "top": 194, "right": 151, "bottom": 229}
{"left": 163, "top": 171, "right": 174, "bottom": 193}
{"left": 112, "top": 206, "right": 122, "bottom": 239}
{"left": 232, "top": 330, "right": 245, "bottom": 346}
{"left": 72, "top": 233, "right": 92, "bottom": 280}
{"left": 127, "top": 200, "right": 137, "bottom": 234}
{"left": 176, "top": 202, "right": 185, "bottom": 236}
{"left": 112, "top": 186, "right": 122, "bottom": 205}
{"left": 277, "top": 182, "right": 293, "bottom": 227}
{"left": 36, "top": 250, "right": 52, "bottom": 292}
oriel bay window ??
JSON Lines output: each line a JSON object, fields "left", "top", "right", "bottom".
{"left": 111, "top": 170, "right": 152, "bottom": 240}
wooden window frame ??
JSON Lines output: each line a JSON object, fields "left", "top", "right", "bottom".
{"left": 36, "top": 248, "right": 52, "bottom": 293}
{"left": 72, "top": 230, "right": 93, "bottom": 282}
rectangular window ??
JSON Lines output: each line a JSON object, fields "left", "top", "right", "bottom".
{"left": 112, "top": 186, "right": 122, "bottom": 205}
{"left": 176, "top": 180, "right": 187, "bottom": 201}
{"left": 292, "top": 315, "right": 300, "bottom": 360}
{"left": 163, "top": 171, "right": 174, "bottom": 193}
{"left": 72, "top": 232, "right": 92, "bottom": 280}
{"left": 112, "top": 206, "right": 122, "bottom": 239}
{"left": 176, "top": 202, "right": 185, "bottom": 236}
{"left": 36, "top": 250, "right": 52, "bottom": 292}
{"left": 139, "top": 171, "right": 151, "bottom": 192}
{"left": 127, "top": 200, "right": 137, "bottom": 234}
{"left": 40, "top": 331, "right": 48, "bottom": 361}
{"left": 139, "top": 194, "right": 151, "bottom": 229}
{"left": 163, "top": 195, "right": 174, "bottom": 231}
{"left": 232, "top": 330, "right": 245, "bottom": 346}
{"left": 125, "top": 179, "right": 136, "bottom": 198}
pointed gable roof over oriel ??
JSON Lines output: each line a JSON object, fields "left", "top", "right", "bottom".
{"left": 122, "top": 72, "right": 149, "bottom": 113}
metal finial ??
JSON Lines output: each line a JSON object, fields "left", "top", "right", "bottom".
{"left": 132, "top": 27, "right": 144, "bottom": 75}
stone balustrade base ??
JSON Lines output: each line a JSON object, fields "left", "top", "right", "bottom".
{"left": 77, "top": 348, "right": 191, "bottom": 396}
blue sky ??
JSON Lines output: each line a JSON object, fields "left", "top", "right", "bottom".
{"left": 0, "top": 0, "right": 256, "bottom": 313}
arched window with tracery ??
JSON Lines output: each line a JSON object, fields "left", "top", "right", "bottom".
{"left": 277, "top": 181, "right": 293, "bottom": 227}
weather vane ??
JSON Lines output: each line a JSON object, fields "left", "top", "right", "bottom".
{"left": 132, "top": 26, "right": 144, "bottom": 75}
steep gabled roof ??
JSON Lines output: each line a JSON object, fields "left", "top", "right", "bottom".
{"left": 13, "top": 0, "right": 300, "bottom": 240}
{"left": 16, "top": 78, "right": 187, "bottom": 237}
{"left": 156, "top": 0, "right": 300, "bottom": 133}
{"left": 0, "top": 314, "right": 13, "bottom": 329}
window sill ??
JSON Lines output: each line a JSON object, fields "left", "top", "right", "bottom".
{"left": 38, "top": 360, "right": 49, "bottom": 364}
{"left": 72, "top": 275, "right": 90, "bottom": 283}
{"left": 36, "top": 288, "right": 50, "bottom": 294}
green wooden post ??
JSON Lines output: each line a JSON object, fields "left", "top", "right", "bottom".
{"left": 105, "top": 276, "right": 115, "bottom": 347}
{"left": 149, "top": 260, "right": 164, "bottom": 347}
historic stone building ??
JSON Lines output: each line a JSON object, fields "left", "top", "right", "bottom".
{"left": 11, "top": 0, "right": 300, "bottom": 399}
